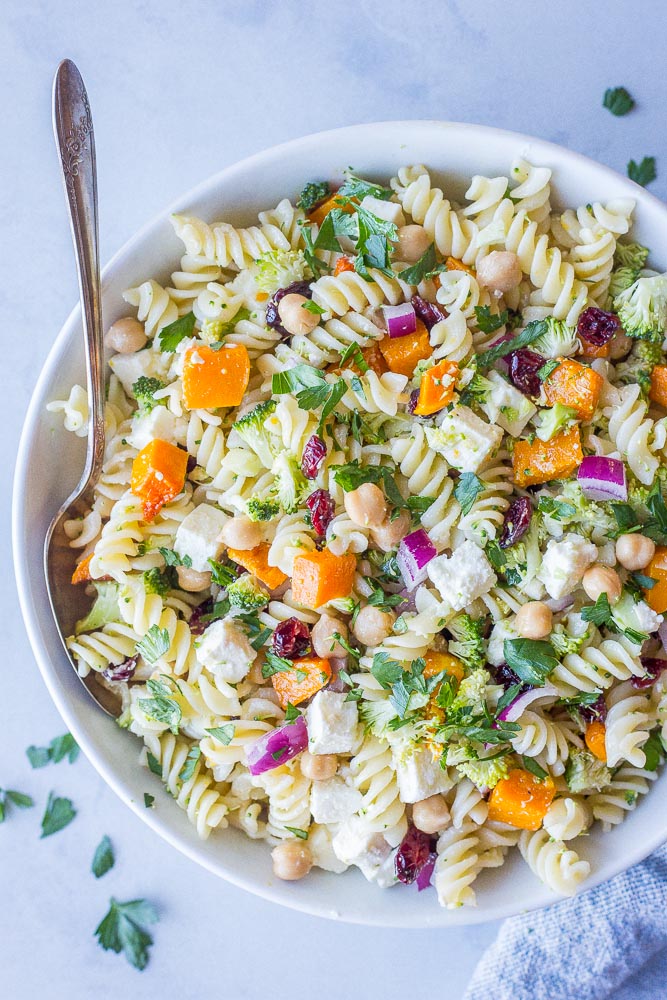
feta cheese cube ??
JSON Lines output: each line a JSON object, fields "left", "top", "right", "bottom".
{"left": 307, "top": 691, "right": 360, "bottom": 755}
{"left": 391, "top": 745, "right": 453, "bottom": 803}
{"left": 308, "top": 824, "right": 349, "bottom": 874}
{"left": 174, "top": 504, "right": 228, "bottom": 572}
{"left": 127, "top": 406, "right": 179, "bottom": 451}
{"left": 109, "top": 348, "right": 169, "bottom": 396}
{"left": 195, "top": 619, "right": 255, "bottom": 682}
{"left": 480, "top": 370, "right": 537, "bottom": 437}
{"left": 487, "top": 620, "right": 518, "bottom": 667}
{"left": 310, "top": 776, "right": 363, "bottom": 825}
{"left": 426, "top": 406, "right": 503, "bottom": 472}
{"left": 360, "top": 195, "right": 405, "bottom": 228}
{"left": 332, "top": 817, "right": 393, "bottom": 882}
{"left": 427, "top": 540, "right": 497, "bottom": 611}
{"left": 537, "top": 533, "right": 597, "bottom": 600}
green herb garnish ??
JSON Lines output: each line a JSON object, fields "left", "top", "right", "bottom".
{"left": 94, "top": 897, "right": 159, "bottom": 971}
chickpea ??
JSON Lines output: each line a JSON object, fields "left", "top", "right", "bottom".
{"left": 615, "top": 532, "right": 656, "bottom": 571}
{"left": 582, "top": 564, "right": 622, "bottom": 604}
{"left": 393, "top": 225, "right": 431, "bottom": 264}
{"left": 370, "top": 510, "right": 411, "bottom": 553}
{"left": 104, "top": 317, "right": 147, "bottom": 354}
{"left": 353, "top": 605, "right": 395, "bottom": 647}
{"left": 412, "top": 794, "right": 451, "bottom": 835}
{"left": 277, "top": 293, "right": 320, "bottom": 337}
{"left": 176, "top": 565, "right": 212, "bottom": 592}
{"left": 609, "top": 331, "right": 634, "bottom": 360}
{"left": 515, "top": 601, "right": 553, "bottom": 640}
{"left": 344, "top": 483, "right": 388, "bottom": 529}
{"left": 271, "top": 840, "right": 313, "bottom": 881}
{"left": 476, "top": 250, "right": 522, "bottom": 294}
{"left": 300, "top": 751, "right": 338, "bottom": 781}
{"left": 219, "top": 515, "right": 263, "bottom": 551}
{"left": 312, "top": 613, "right": 349, "bottom": 659}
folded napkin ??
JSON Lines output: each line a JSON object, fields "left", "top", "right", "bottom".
{"left": 464, "top": 844, "right": 667, "bottom": 1000}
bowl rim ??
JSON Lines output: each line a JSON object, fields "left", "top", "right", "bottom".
{"left": 13, "top": 118, "right": 667, "bottom": 927}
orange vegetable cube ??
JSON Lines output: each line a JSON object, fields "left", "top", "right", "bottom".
{"left": 291, "top": 549, "right": 356, "bottom": 609}
{"left": 71, "top": 553, "right": 93, "bottom": 585}
{"left": 423, "top": 651, "right": 464, "bottom": 682}
{"left": 512, "top": 426, "right": 583, "bottom": 488}
{"left": 333, "top": 341, "right": 388, "bottom": 377}
{"left": 182, "top": 343, "right": 250, "bottom": 410}
{"left": 414, "top": 359, "right": 459, "bottom": 416}
{"left": 488, "top": 768, "right": 556, "bottom": 830}
{"left": 644, "top": 546, "right": 667, "bottom": 613}
{"left": 271, "top": 656, "right": 332, "bottom": 709}
{"left": 542, "top": 358, "right": 603, "bottom": 420}
{"left": 585, "top": 721, "right": 607, "bottom": 762}
{"left": 308, "top": 192, "right": 356, "bottom": 228}
{"left": 227, "top": 543, "right": 287, "bottom": 591}
{"left": 649, "top": 365, "right": 667, "bottom": 407}
{"left": 378, "top": 319, "right": 432, "bottom": 377}
{"left": 579, "top": 339, "right": 611, "bottom": 359}
{"left": 333, "top": 256, "right": 355, "bottom": 276}
{"left": 131, "top": 439, "right": 188, "bottom": 521}
{"left": 445, "top": 256, "right": 475, "bottom": 275}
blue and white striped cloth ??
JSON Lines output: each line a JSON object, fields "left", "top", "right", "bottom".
{"left": 465, "top": 845, "right": 667, "bottom": 1000}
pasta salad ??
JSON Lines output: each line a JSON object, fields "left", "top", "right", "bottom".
{"left": 51, "top": 158, "right": 667, "bottom": 907}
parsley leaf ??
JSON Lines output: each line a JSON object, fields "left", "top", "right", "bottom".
{"left": 143, "top": 793, "right": 155, "bottom": 808}
{"left": 503, "top": 639, "right": 559, "bottom": 686}
{"left": 538, "top": 496, "right": 577, "bottom": 520}
{"left": 537, "top": 359, "right": 560, "bottom": 381}
{"left": 272, "top": 365, "right": 346, "bottom": 431}
{"left": 146, "top": 751, "right": 162, "bottom": 776}
{"left": 206, "top": 724, "right": 235, "bottom": 745}
{"left": 339, "top": 342, "right": 370, "bottom": 372}
{"left": 178, "top": 746, "right": 201, "bottom": 782}
{"left": 496, "top": 683, "right": 524, "bottom": 716}
{"left": 284, "top": 703, "right": 302, "bottom": 723}
{"left": 580, "top": 592, "right": 649, "bottom": 645}
{"left": 159, "top": 547, "right": 192, "bottom": 569}
{"left": 135, "top": 625, "right": 170, "bottom": 665}
{"left": 522, "top": 756, "right": 548, "bottom": 780}
{"left": 157, "top": 311, "right": 196, "bottom": 352}
{"left": 337, "top": 173, "right": 393, "bottom": 202}
{"left": 92, "top": 835, "right": 115, "bottom": 879}
{"left": 285, "top": 826, "right": 309, "bottom": 840}
{"left": 477, "top": 320, "right": 548, "bottom": 372}
{"left": 397, "top": 243, "right": 445, "bottom": 284}
{"left": 627, "top": 156, "right": 656, "bottom": 188}
{"left": 40, "top": 792, "right": 76, "bottom": 838}
{"left": 454, "top": 473, "right": 484, "bottom": 516}
{"left": 642, "top": 730, "right": 665, "bottom": 772}
{"left": 0, "top": 788, "right": 34, "bottom": 823}
{"left": 262, "top": 652, "right": 295, "bottom": 679}
{"left": 302, "top": 299, "right": 326, "bottom": 316}
{"left": 299, "top": 223, "right": 332, "bottom": 279}
{"left": 138, "top": 677, "right": 182, "bottom": 734}
{"left": 371, "top": 653, "right": 439, "bottom": 719}
{"left": 367, "top": 582, "right": 407, "bottom": 614}
{"left": 94, "top": 897, "right": 159, "bottom": 971}
{"left": 26, "top": 733, "right": 79, "bottom": 768}
{"left": 297, "top": 180, "right": 330, "bottom": 211}
{"left": 207, "top": 558, "right": 237, "bottom": 587}
{"left": 603, "top": 86, "right": 635, "bottom": 116}
{"left": 474, "top": 305, "right": 508, "bottom": 335}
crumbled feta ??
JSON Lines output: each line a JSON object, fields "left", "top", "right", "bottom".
{"left": 307, "top": 691, "right": 360, "bottom": 755}
{"left": 360, "top": 195, "right": 405, "bottom": 228}
{"left": 195, "top": 619, "right": 255, "bottom": 682}
{"left": 391, "top": 744, "right": 452, "bottom": 803}
{"left": 537, "top": 533, "right": 597, "bottom": 600}
{"left": 109, "top": 348, "right": 169, "bottom": 396}
{"left": 427, "top": 540, "right": 497, "bottom": 611}
{"left": 480, "top": 370, "right": 537, "bottom": 437}
{"left": 174, "top": 504, "right": 228, "bottom": 573}
{"left": 308, "top": 824, "right": 349, "bottom": 874}
{"left": 426, "top": 406, "right": 503, "bottom": 472}
{"left": 332, "top": 817, "right": 393, "bottom": 882}
{"left": 488, "top": 620, "right": 518, "bottom": 667}
{"left": 310, "top": 776, "right": 363, "bottom": 825}
{"left": 621, "top": 597, "right": 663, "bottom": 635}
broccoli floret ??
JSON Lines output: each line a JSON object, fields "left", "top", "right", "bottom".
{"left": 540, "top": 480, "right": 617, "bottom": 540}
{"left": 226, "top": 574, "right": 270, "bottom": 611}
{"left": 459, "top": 372, "right": 494, "bottom": 406}
{"left": 232, "top": 400, "right": 279, "bottom": 468}
{"left": 565, "top": 749, "right": 611, "bottom": 794}
{"left": 549, "top": 621, "right": 590, "bottom": 656}
{"left": 616, "top": 339, "right": 665, "bottom": 397}
{"left": 270, "top": 453, "right": 308, "bottom": 513}
{"left": 609, "top": 266, "right": 640, "bottom": 299}
{"left": 297, "top": 181, "right": 331, "bottom": 212}
{"left": 446, "top": 613, "right": 486, "bottom": 670}
{"left": 534, "top": 403, "right": 578, "bottom": 442}
{"left": 142, "top": 568, "right": 172, "bottom": 596}
{"left": 200, "top": 308, "right": 252, "bottom": 345}
{"left": 532, "top": 317, "right": 578, "bottom": 359}
{"left": 132, "top": 376, "right": 166, "bottom": 412}
{"left": 614, "top": 241, "right": 650, "bottom": 272}
{"left": 252, "top": 250, "right": 311, "bottom": 294}
{"left": 455, "top": 751, "right": 509, "bottom": 791}
{"left": 75, "top": 582, "right": 120, "bottom": 635}
{"left": 358, "top": 699, "right": 399, "bottom": 735}
{"left": 449, "top": 669, "right": 491, "bottom": 716}
{"left": 245, "top": 498, "right": 281, "bottom": 522}
{"left": 614, "top": 273, "right": 667, "bottom": 344}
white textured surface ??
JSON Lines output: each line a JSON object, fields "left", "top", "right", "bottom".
{"left": 3, "top": 0, "right": 667, "bottom": 996}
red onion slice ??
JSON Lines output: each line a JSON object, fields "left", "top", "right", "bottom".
{"left": 246, "top": 716, "right": 308, "bottom": 775}
{"left": 577, "top": 456, "right": 627, "bottom": 502}
{"left": 397, "top": 528, "right": 437, "bottom": 590}
{"left": 383, "top": 303, "right": 417, "bottom": 339}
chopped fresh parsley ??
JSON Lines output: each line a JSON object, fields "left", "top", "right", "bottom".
{"left": 262, "top": 652, "right": 296, "bottom": 679}
{"left": 330, "top": 460, "right": 404, "bottom": 510}
{"left": 454, "top": 472, "right": 484, "bottom": 516}
{"left": 537, "top": 359, "right": 560, "bottom": 381}
{"left": 538, "top": 496, "right": 577, "bottom": 520}
{"left": 137, "top": 677, "right": 182, "bottom": 734}
{"left": 370, "top": 653, "right": 441, "bottom": 719}
{"left": 297, "top": 180, "right": 331, "bottom": 212}
{"left": 94, "top": 897, "right": 159, "bottom": 971}
{"left": 40, "top": 793, "right": 76, "bottom": 838}
{"left": 157, "top": 311, "right": 196, "bottom": 352}
{"left": 474, "top": 305, "right": 508, "bottom": 335}
{"left": 285, "top": 826, "right": 309, "bottom": 840}
{"left": 367, "top": 581, "right": 407, "bottom": 614}
{"left": 522, "top": 756, "right": 548, "bottom": 780}
{"left": 284, "top": 703, "right": 302, "bottom": 723}
{"left": 146, "top": 751, "right": 162, "bottom": 776}
{"left": 272, "top": 365, "right": 347, "bottom": 432}
{"left": 337, "top": 172, "right": 393, "bottom": 202}
{"left": 580, "top": 592, "right": 649, "bottom": 645}
{"left": 397, "top": 243, "right": 445, "bottom": 284}
{"left": 135, "top": 626, "right": 170, "bottom": 665}
{"left": 603, "top": 86, "right": 635, "bottom": 116}
{"left": 178, "top": 746, "right": 201, "bottom": 782}
{"left": 143, "top": 793, "right": 155, "bottom": 808}
{"left": 339, "top": 343, "right": 370, "bottom": 372}
{"left": 642, "top": 730, "right": 665, "bottom": 772}
{"left": 503, "top": 639, "right": 559, "bottom": 687}
{"left": 477, "top": 320, "right": 548, "bottom": 372}
{"left": 159, "top": 548, "right": 192, "bottom": 569}
{"left": 26, "top": 732, "right": 80, "bottom": 769}
{"left": 627, "top": 156, "right": 656, "bottom": 188}
{"left": 143, "top": 567, "right": 172, "bottom": 597}
{"left": 92, "top": 835, "right": 115, "bottom": 879}
{"left": 206, "top": 724, "right": 235, "bottom": 745}
{"left": 207, "top": 558, "right": 238, "bottom": 587}
{"left": 301, "top": 299, "right": 326, "bottom": 316}
{"left": 0, "top": 788, "right": 34, "bottom": 823}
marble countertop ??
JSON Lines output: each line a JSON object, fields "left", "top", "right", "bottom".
{"left": 3, "top": 1, "right": 667, "bottom": 996}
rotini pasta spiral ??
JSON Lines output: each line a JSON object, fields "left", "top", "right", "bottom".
{"left": 518, "top": 828, "right": 590, "bottom": 896}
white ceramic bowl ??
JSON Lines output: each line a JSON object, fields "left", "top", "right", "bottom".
{"left": 13, "top": 121, "right": 667, "bottom": 926}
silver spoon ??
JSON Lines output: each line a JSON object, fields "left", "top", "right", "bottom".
{"left": 44, "top": 60, "right": 120, "bottom": 716}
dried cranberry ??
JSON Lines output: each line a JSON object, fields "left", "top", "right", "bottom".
{"left": 577, "top": 307, "right": 621, "bottom": 346}
{"left": 408, "top": 388, "right": 420, "bottom": 414}
{"left": 395, "top": 826, "right": 435, "bottom": 885}
{"left": 507, "top": 349, "right": 545, "bottom": 397}
{"left": 411, "top": 294, "right": 447, "bottom": 330}
{"left": 301, "top": 434, "right": 327, "bottom": 479}
{"left": 306, "top": 488, "right": 335, "bottom": 536}
{"left": 632, "top": 658, "right": 667, "bottom": 689}
{"left": 103, "top": 657, "right": 137, "bottom": 683}
{"left": 186, "top": 454, "right": 197, "bottom": 475}
{"left": 189, "top": 598, "right": 215, "bottom": 636}
{"left": 578, "top": 694, "right": 608, "bottom": 725}
{"left": 266, "top": 280, "right": 313, "bottom": 337}
{"left": 272, "top": 617, "right": 311, "bottom": 659}
{"left": 499, "top": 496, "right": 532, "bottom": 549}
{"left": 493, "top": 662, "right": 524, "bottom": 690}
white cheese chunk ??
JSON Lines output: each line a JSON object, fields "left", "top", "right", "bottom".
{"left": 174, "top": 504, "right": 228, "bottom": 573}
{"left": 427, "top": 540, "right": 497, "bottom": 611}
{"left": 332, "top": 817, "right": 393, "bottom": 882}
{"left": 391, "top": 745, "right": 453, "bottom": 803}
{"left": 308, "top": 824, "right": 349, "bottom": 874}
{"left": 307, "top": 691, "right": 360, "bottom": 755}
{"left": 480, "top": 370, "right": 537, "bottom": 437}
{"left": 360, "top": 195, "right": 405, "bottom": 227}
{"left": 109, "top": 348, "right": 169, "bottom": 396}
{"left": 127, "top": 406, "right": 178, "bottom": 451}
{"left": 488, "top": 620, "right": 518, "bottom": 667}
{"left": 537, "top": 533, "right": 597, "bottom": 600}
{"left": 426, "top": 406, "right": 503, "bottom": 472}
{"left": 310, "top": 776, "right": 363, "bottom": 825}
{"left": 195, "top": 619, "right": 255, "bottom": 682}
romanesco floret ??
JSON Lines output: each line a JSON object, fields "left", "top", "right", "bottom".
{"left": 252, "top": 249, "right": 310, "bottom": 294}
{"left": 226, "top": 574, "right": 270, "bottom": 611}
{"left": 614, "top": 272, "right": 667, "bottom": 344}
{"left": 132, "top": 376, "right": 166, "bottom": 412}
{"left": 270, "top": 453, "right": 308, "bottom": 513}
{"left": 232, "top": 400, "right": 279, "bottom": 468}
{"left": 358, "top": 699, "right": 399, "bottom": 735}
{"left": 534, "top": 403, "right": 578, "bottom": 442}
{"left": 75, "top": 582, "right": 120, "bottom": 635}
{"left": 245, "top": 498, "right": 281, "bottom": 522}
{"left": 142, "top": 568, "right": 171, "bottom": 596}
{"left": 446, "top": 613, "right": 486, "bottom": 670}
{"left": 564, "top": 749, "right": 611, "bottom": 794}
{"left": 616, "top": 339, "right": 665, "bottom": 397}
{"left": 449, "top": 669, "right": 491, "bottom": 716}
{"left": 532, "top": 317, "right": 578, "bottom": 359}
